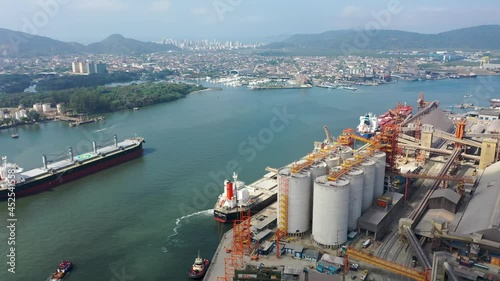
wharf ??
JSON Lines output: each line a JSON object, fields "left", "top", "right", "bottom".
{"left": 203, "top": 229, "right": 232, "bottom": 281}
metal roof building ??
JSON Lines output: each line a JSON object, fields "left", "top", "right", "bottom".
{"left": 454, "top": 161, "right": 500, "bottom": 244}
{"left": 357, "top": 192, "right": 404, "bottom": 240}
{"left": 428, "top": 189, "right": 462, "bottom": 214}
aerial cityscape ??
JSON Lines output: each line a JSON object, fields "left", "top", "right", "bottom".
{"left": 0, "top": 1, "right": 500, "bottom": 281}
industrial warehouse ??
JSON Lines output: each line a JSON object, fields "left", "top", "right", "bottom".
{"left": 204, "top": 93, "right": 500, "bottom": 281}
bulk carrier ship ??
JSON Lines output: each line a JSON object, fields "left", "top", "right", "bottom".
{"left": 0, "top": 135, "right": 145, "bottom": 200}
{"left": 213, "top": 172, "right": 278, "bottom": 223}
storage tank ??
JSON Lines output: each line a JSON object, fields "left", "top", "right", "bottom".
{"left": 372, "top": 151, "right": 387, "bottom": 200}
{"left": 346, "top": 168, "right": 364, "bottom": 231}
{"left": 339, "top": 146, "right": 353, "bottom": 161}
{"left": 33, "top": 103, "right": 42, "bottom": 113}
{"left": 42, "top": 103, "right": 51, "bottom": 113}
{"left": 360, "top": 159, "right": 376, "bottom": 212}
{"left": 325, "top": 155, "right": 340, "bottom": 169}
{"left": 313, "top": 175, "right": 350, "bottom": 246}
{"left": 310, "top": 161, "right": 327, "bottom": 180}
{"left": 278, "top": 168, "right": 312, "bottom": 235}
{"left": 56, "top": 103, "right": 64, "bottom": 114}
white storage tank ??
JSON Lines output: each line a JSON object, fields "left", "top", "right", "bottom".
{"left": 56, "top": 103, "right": 64, "bottom": 114}
{"left": 42, "top": 103, "right": 51, "bottom": 113}
{"left": 372, "top": 151, "right": 387, "bottom": 200}
{"left": 278, "top": 168, "right": 312, "bottom": 235}
{"left": 360, "top": 159, "right": 376, "bottom": 212}
{"left": 33, "top": 103, "right": 42, "bottom": 113}
{"left": 346, "top": 168, "right": 364, "bottom": 231}
{"left": 325, "top": 155, "right": 340, "bottom": 169}
{"left": 313, "top": 175, "right": 350, "bottom": 246}
{"left": 339, "top": 146, "right": 353, "bottom": 161}
{"left": 310, "top": 161, "right": 327, "bottom": 180}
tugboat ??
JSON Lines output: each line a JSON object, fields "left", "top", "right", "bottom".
{"left": 49, "top": 261, "right": 73, "bottom": 280}
{"left": 188, "top": 251, "right": 210, "bottom": 279}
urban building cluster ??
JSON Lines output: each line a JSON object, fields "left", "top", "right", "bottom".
{"left": 154, "top": 38, "right": 265, "bottom": 50}
{"left": 71, "top": 61, "right": 107, "bottom": 74}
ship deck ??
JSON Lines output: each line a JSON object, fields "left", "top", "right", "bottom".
{"left": 214, "top": 171, "right": 277, "bottom": 213}
{"left": 1, "top": 138, "right": 143, "bottom": 190}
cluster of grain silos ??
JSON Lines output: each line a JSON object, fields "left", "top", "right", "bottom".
{"left": 277, "top": 147, "right": 387, "bottom": 247}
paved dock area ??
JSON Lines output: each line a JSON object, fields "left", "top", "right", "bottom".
{"left": 203, "top": 229, "right": 233, "bottom": 281}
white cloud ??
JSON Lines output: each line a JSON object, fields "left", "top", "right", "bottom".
{"left": 70, "top": 0, "right": 128, "bottom": 12}
{"left": 341, "top": 5, "right": 364, "bottom": 18}
{"left": 150, "top": 0, "right": 171, "bottom": 12}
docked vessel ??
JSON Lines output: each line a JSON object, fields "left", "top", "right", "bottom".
{"left": 377, "top": 103, "right": 413, "bottom": 131}
{"left": 0, "top": 135, "right": 145, "bottom": 200}
{"left": 188, "top": 251, "right": 210, "bottom": 279}
{"left": 356, "top": 113, "right": 378, "bottom": 138}
{"left": 490, "top": 99, "right": 500, "bottom": 108}
{"left": 48, "top": 261, "right": 73, "bottom": 281}
{"left": 213, "top": 172, "right": 277, "bottom": 223}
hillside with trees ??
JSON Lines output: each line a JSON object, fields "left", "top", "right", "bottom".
{"left": 0, "top": 82, "right": 204, "bottom": 114}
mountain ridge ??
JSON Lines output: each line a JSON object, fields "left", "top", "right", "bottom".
{"left": 0, "top": 28, "right": 179, "bottom": 57}
{"left": 265, "top": 25, "right": 500, "bottom": 54}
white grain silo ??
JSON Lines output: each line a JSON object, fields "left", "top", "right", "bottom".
{"left": 278, "top": 168, "right": 312, "bottom": 235}
{"left": 310, "top": 161, "right": 327, "bottom": 180}
{"left": 360, "top": 159, "right": 376, "bottom": 213}
{"left": 339, "top": 146, "right": 353, "bottom": 161}
{"left": 346, "top": 167, "right": 364, "bottom": 231}
{"left": 33, "top": 103, "right": 42, "bottom": 113}
{"left": 372, "top": 151, "right": 387, "bottom": 200}
{"left": 42, "top": 103, "right": 51, "bottom": 113}
{"left": 312, "top": 175, "right": 350, "bottom": 246}
{"left": 325, "top": 155, "right": 340, "bottom": 169}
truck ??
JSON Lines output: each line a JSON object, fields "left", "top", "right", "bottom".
{"left": 360, "top": 270, "right": 369, "bottom": 281}
{"left": 362, "top": 239, "right": 372, "bottom": 248}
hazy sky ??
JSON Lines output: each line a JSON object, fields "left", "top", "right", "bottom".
{"left": 1, "top": 0, "right": 499, "bottom": 43}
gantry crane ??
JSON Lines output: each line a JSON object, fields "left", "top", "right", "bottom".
{"left": 417, "top": 92, "right": 431, "bottom": 111}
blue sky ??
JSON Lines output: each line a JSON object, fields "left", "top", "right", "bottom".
{"left": 1, "top": 0, "right": 499, "bottom": 43}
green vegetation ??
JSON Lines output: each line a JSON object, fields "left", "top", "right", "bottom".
{"left": 0, "top": 74, "right": 32, "bottom": 93}
{"left": 36, "top": 72, "right": 141, "bottom": 91}
{"left": 0, "top": 82, "right": 204, "bottom": 114}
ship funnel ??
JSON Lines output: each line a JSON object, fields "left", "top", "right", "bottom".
{"left": 42, "top": 155, "right": 48, "bottom": 169}
{"left": 93, "top": 141, "right": 97, "bottom": 154}
{"left": 113, "top": 135, "right": 118, "bottom": 147}
{"left": 69, "top": 147, "right": 74, "bottom": 161}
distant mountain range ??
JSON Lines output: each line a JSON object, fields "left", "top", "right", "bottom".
{"left": 264, "top": 25, "right": 500, "bottom": 55}
{"left": 0, "top": 28, "right": 179, "bottom": 57}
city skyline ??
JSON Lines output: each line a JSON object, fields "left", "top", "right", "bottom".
{"left": 0, "top": 0, "right": 499, "bottom": 43}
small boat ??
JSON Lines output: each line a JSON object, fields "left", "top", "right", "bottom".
{"left": 188, "top": 251, "right": 210, "bottom": 279}
{"left": 49, "top": 261, "right": 73, "bottom": 281}
{"left": 133, "top": 107, "right": 139, "bottom": 111}
{"left": 11, "top": 134, "right": 19, "bottom": 139}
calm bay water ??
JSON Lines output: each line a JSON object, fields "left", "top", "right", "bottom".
{"left": 0, "top": 77, "right": 499, "bottom": 281}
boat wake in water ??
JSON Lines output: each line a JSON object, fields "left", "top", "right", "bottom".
{"left": 162, "top": 209, "right": 213, "bottom": 253}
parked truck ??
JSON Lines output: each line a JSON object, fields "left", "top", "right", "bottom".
{"left": 360, "top": 270, "right": 369, "bottom": 281}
